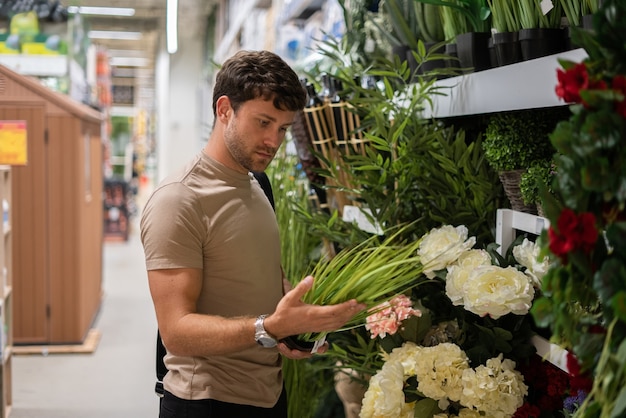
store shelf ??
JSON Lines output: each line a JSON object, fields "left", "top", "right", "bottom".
{"left": 280, "top": 0, "right": 325, "bottom": 22}
{"left": 532, "top": 335, "right": 569, "bottom": 372}
{"left": 495, "top": 208, "right": 550, "bottom": 256}
{"left": 0, "top": 54, "right": 68, "bottom": 77}
{"left": 425, "top": 48, "right": 589, "bottom": 118}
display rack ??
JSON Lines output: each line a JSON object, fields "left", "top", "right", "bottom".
{"left": 425, "top": 48, "right": 588, "bottom": 118}
{"left": 0, "top": 166, "right": 11, "bottom": 418}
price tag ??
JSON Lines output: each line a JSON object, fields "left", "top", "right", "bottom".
{"left": 311, "top": 335, "right": 327, "bottom": 354}
{"left": 0, "top": 120, "right": 28, "bottom": 165}
{"left": 540, "top": 0, "right": 554, "bottom": 15}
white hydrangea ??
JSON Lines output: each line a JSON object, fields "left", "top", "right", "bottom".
{"left": 460, "top": 355, "right": 527, "bottom": 417}
{"left": 414, "top": 343, "right": 469, "bottom": 403}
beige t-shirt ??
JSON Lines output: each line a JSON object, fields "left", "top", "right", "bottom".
{"left": 140, "top": 151, "right": 284, "bottom": 407}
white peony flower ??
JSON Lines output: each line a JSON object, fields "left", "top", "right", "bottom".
{"left": 445, "top": 249, "right": 492, "bottom": 305}
{"left": 419, "top": 225, "right": 477, "bottom": 278}
{"left": 512, "top": 238, "right": 550, "bottom": 288}
{"left": 462, "top": 265, "right": 535, "bottom": 319}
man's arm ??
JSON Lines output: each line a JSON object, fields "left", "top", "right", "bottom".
{"left": 149, "top": 268, "right": 366, "bottom": 357}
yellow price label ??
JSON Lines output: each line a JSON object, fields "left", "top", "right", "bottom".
{"left": 0, "top": 120, "right": 28, "bottom": 165}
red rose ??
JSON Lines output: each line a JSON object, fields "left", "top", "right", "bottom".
{"left": 549, "top": 209, "right": 598, "bottom": 260}
{"left": 556, "top": 63, "right": 589, "bottom": 103}
{"left": 548, "top": 226, "right": 574, "bottom": 259}
{"left": 557, "top": 208, "right": 579, "bottom": 236}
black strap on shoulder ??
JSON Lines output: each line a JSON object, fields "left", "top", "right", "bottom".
{"left": 155, "top": 171, "right": 275, "bottom": 396}
{"left": 252, "top": 171, "right": 275, "bottom": 210}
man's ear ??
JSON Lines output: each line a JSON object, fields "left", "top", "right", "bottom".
{"left": 215, "top": 96, "right": 232, "bottom": 121}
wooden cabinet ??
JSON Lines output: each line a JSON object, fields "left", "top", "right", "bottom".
{"left": 0, "top": 166, "right": 11, "bottom": 418}
{"left": 0, "top": 64, "right": 104, "bottom": 345}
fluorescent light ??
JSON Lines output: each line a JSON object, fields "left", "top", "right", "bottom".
{"left": 67, "top": 6, "right": 135, "bottom": 16}
{"left": 107, "top": 49, "right": 146, "bottom": 58}
{"left": 88, "top": 31, "right": 142, "bottom": 41}
{"left": 167, "top": 0, "right": 178, "bottom": 54}
{"left": 110, "top": 57, "right": 149, "bottom": 67}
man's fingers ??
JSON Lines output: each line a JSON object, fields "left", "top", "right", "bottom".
{"left": 285, "top": 275, "right": 314, "bottom": 302}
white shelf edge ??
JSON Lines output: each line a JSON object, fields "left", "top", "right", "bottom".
{"left": 425, "top": 48, "right": 589, "bottom": 118}
{"left": 496, "top": 208, "right": 550, "bottom": 255}
{"left": 0, "top": 54, "right": 68, "bottom": 77}
{"left": 531, "top": 335, "right": 569, "bottom": 372}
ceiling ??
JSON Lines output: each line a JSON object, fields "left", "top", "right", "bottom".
{"left": 74, "top": 0, "right": 216, "bottom": 74}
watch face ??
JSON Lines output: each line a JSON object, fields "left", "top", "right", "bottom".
{"left": 257, "top": 335, "right": 278, "bottom": 348}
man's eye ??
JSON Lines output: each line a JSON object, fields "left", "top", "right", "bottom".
{"left": 259, "top": 120, "right": 270, "bottom": 127}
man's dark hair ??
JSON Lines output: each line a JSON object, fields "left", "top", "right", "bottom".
{"left": 212, "top": 50, "right": 307, "bottom": 116}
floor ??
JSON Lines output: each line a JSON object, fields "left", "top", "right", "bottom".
{"left": 10, "top": 213, "right": 160, "bottom": 418}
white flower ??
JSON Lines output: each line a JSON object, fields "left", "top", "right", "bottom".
{"left": 445, "top": 249, "right": 492, "bottom": 305}
{"left": 360, "top": 342, "right": 528, "bottom": 418}
{"left": 414, "top": 343, "right": 469, "bottom": 403}
{"left": 360, "top": 360, "right": 412, "bottom": 418}
{"left": 419, "top": 225, "right": 476, "bottom": 278}
{"left": 462, "top": 265, "right": 535, "bottom": 319}
{"left": 512, "top": 238, "right": 550, "bottom": 287}
{"left": 460, "top": 354, "right": 527, "bottom": 417}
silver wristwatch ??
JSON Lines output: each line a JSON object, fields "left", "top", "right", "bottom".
{"left": 254, "top": 314, "right": 278, "bottom": 348}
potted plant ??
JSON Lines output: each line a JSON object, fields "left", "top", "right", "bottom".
{"left": 519, "top": 158, "right": 554, "bottom": 216}
{"left": 517, "top": 0, "right": 566, "bottom": 61}
{"left": 482, "top": 108, "right": 562, "bottom": 214}
{"left": 487, "top": 0, "right": 523, "bottom": 66}
{"left": 375, "top": 0, "right": 422, "bottom": 63}
{"left": 415, "top": 0, "right": 492, "bottom": 73}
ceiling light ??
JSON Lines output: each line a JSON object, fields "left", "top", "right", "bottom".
{"left": 88, "top": 31, "right": 143, "bottom": 41}
{"left": 110, "top": 57, "right": 149, "bottom": 67}
{"left": 107, "top": 49, "right": 147, "bottom": 58}
{"left": 67, "top": 6, "right": 135, "bottom": 16}
{"left": 167, "top": 0, "right": 178, "bottom": 54}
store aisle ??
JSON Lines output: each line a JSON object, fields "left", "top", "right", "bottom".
{"left": 11, "top": 218, "right": 160, "bottom": 418}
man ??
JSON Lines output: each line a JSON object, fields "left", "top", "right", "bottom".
{"left": 140, "top": 50, "right": 366, "bottom": 417}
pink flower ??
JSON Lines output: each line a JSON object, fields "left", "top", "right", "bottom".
{"left": 365, "top": 295, "right": 421, "bottom": 339}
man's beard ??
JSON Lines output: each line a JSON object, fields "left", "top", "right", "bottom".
{"left": 224, "top": 123, "right": 275, "bottom": 172}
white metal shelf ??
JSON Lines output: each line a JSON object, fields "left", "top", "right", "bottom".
{"left": 425, "top": 48, "right": 589, "bottom": 119}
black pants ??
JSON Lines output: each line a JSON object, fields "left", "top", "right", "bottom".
{"left": 160, "top": 389, "right": 288, "bottom": 418}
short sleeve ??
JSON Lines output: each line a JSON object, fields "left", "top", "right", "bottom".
{"left": 140, "top": 182, "right": 206, "bottom": 270}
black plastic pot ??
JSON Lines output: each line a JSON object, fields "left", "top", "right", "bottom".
{"left": 445, "top": 43, "right": 460, "bottom": 70}
{"left": 280, "top": 335, "right": 315, "bottom": 352}
{"left": 492, "top": 31, "right": 522, "bottom": 67}
{"left": 455, "top": 31, "right": 491, "bottom": 73}
{"left": 518, "top": 28, "right": 567, "bottom": 61}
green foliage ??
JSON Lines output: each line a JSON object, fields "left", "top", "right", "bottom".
{"left": 529, "top": 1, "right": 626, "bottom": 416}
{"left": 482, "top": 108, "right": 565, "bottom": 172}
{"left": 305, "top": 38, "right": 502, "bottom": 246}
{"left": 520, "top": 159, "right": 554, "bottom": 205}
{"left": 415, "top": 2, "right": 446, "bottom": 42}
{"left": 378, "top": 0, "right": 422, "bottom": 49}
{"left": 414, "top": 0, "right": 491, "bottom": 33}
{"left": 267, "top": 144, "right": 338, "bottom": 418}
{"left": 488, "top": 0, "right": 522, "bottom": 32}
{"left": 517, "top": 0, "right": 563, "bottom": 29}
